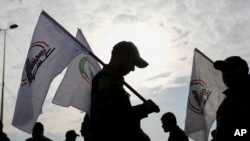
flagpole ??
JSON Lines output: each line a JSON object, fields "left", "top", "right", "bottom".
{"left": 0, "top": 24, "right": 18, "bottom": 121}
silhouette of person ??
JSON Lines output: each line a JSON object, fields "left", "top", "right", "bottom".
{"left": 214, "top": 56, "right": 250, "bottom": 141}
{"left": 161, "top": 112, "right": 189, "bottom": 141}
{"left": 0, "top": 120, "right": 10, "bottom": 141}
{"left": 65, "top": 130, "right": 79, "bottom": 141}
{"left": 26, "top": 122, "right": 53, "bottom": 141}
{"left": 90, "top": 41, "right": 160, "bottom": 141}
{"left": 80, "top": 114, "right": 90, "bottom": 141}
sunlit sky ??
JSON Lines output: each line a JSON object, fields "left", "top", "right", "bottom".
{"left": 1, "top": 0, "right": 250, "bottom": 141}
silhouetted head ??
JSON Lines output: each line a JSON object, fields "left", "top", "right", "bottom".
{"left": 214, "top": 56, "right": 248, "bottom": 73}
{"left": 32, "top": 122, "right": 44, "bottom": 137}
{"left": 66, "top": 130, "right": 79, "bottom": 141}
{"left": 214, "top": 56, "right": 249, "bottom": 88}
{"left": 161, "top": 112, "right": 177, "bottom": 132}
{"left": 110, "top": 41, "right": 148, "bottom": 76}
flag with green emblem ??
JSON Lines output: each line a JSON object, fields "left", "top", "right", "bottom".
{"left": 52, "top": 29, "right": 101, "bottom": 115}
{"left": 12, "top": 11, "right": 87, "bottom": 133}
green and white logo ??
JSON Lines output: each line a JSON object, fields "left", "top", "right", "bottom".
{"left": 79, "top": 56, "right": 94, "bottom": 85}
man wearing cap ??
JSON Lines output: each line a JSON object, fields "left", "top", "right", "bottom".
{"left": 65, "top": 130, "right": 79, "bottom": 141}
{"left": 90, "top": 41, "right": 160, "bottom": 141}
{"left": 214, "top": 56, "right": 250, "bottom": 141}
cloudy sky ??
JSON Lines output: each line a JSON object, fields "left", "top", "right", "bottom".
{"left": 1, "top": 0, "right": 250, "bottom": 141}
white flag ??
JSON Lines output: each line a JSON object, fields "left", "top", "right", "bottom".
{"left": 12, "top": 11, "right": 88, "bottom": 133}
{"left": 52, "top": 29, "right": 101, "bottom": 115}
{"left": 184, "top": 48, "right": 226, "bottom": 141}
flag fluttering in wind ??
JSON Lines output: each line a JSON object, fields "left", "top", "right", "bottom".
{"left": 12, "top": 11, "right": 89, "bottom": 133}
{"left": 184, "top": 48, "right": 226, "bottom": 141}
{"left": 52, "top": 29, "right": 101, "bottom": 115}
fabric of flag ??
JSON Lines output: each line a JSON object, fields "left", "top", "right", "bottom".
{"left": 12, "top": 11, "right": 88, "bottom": 133}
{"left": 184, "top": 48, "right": 226, "bottom": 141}
{"left": 52, "top": 29, "right": 101, "bottom": 115}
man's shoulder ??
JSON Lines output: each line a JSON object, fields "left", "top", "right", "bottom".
{"left": 94, "top": 70, "right": 113, "bottom": 78}
{"left": 43, "top": 136, "right": 53, "bottom": 141}
{"left": 171, "top": 126, "right": 188, "bottom": 138}
{"left": 93, "top": 70, "right": 116, "bottom": 88}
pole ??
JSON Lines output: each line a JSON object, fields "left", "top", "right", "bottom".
{"left": 0, "top": 30, "right": 6, "bottom": 121}
{"left": 0, "top": 24, "right": 18, "bottom": 121}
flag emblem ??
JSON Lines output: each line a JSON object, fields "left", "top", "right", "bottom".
{"left": 188, "top": 79, "right": 211, "bottom": 114}
{"left": 12, "top": 11, "right": 84, "bottom": 133}
{"left": 22, "top": 41, "right": 55, "bottom": 86}
{"left": 79, "top": 56, "right": 92, "bottom": 85}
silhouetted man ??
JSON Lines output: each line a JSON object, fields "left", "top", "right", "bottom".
{"left": 161, "top": 112, "right": 189, "bottom": 141}
{"left": 90, "top": 41, "right": 160, "bottom": 141}
{"left": 214, "top": 56, "right": 250, "bottom": 141}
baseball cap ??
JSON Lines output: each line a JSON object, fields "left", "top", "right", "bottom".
{"left": 112, "top": 41, "right": 148, "bottom": 68}
{"left": 66, "top": 130, "right": 79, "bottom": 138}
{"left": 214, "top": 56, "right": 249, "bottom": 72}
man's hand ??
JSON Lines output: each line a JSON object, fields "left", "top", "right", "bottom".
{"left": 143, "top": 99, "right": 160, "bottom": 113}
